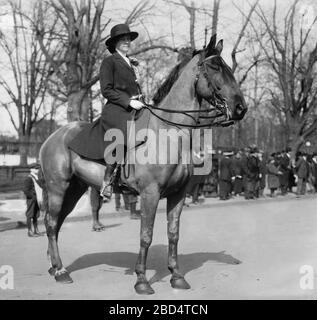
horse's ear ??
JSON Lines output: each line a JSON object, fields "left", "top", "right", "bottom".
{"left": 206, "top": 34, "right": 217, "bottom": 56}
{"left": 215, "top": 40, "right": 223, "bottom": 55}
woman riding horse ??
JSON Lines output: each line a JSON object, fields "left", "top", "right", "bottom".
{"left": 40, "top": 33, "right": 247, "bottom": 294}
{"left": 69, "top": 23, "right": 144, "bottom": 200}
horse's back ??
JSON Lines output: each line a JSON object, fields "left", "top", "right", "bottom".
{"left": 39, "top": 122, "right": 89, "bottom": 180}
{"left": 40, "top": 122, "right": 88, "bottom": 154}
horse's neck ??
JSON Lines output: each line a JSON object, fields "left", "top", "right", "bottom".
{"left": 150, "top": 55, "right": 200, "bottom": 129}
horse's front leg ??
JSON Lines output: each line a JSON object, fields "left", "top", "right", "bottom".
{"left": 167, "top": 187, "right": 191, "bottom": 289}
{"left": 134, "top": 185, "right": 160, "bottom": 295}
{"left": 90, "top": 187, "right": 106, "bottom": 232}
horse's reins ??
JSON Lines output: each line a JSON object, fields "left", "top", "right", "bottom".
{"left": 137, "top": 54, "right": 231, "bottom": 128}
{"left": 124, "top": 54, "right": 229, "bottom": 178}
{"left": 142, "top": 104, "right": 225, "bottom": 128}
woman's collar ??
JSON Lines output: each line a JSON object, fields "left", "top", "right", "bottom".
{"left": 116, "top": 49, "right": 128, "bottom": 58}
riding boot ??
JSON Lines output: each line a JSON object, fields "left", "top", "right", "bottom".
{"left": 100, "top": 163, "right": 117, "bottom": 200}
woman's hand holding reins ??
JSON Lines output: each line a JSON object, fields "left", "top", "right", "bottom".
{"left": 130, "top": 99, "right": 144, "bottom": 110}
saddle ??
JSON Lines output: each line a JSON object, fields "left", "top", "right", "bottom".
{"left": 78, "top": 107, "right": 151, "bottom": 166}
{"left": 87, "top": 108, "right": 151, "bottom": 194}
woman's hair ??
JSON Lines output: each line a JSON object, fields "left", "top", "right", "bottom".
{"left": 107, "top": 42, "right": 116, "bottom": 54}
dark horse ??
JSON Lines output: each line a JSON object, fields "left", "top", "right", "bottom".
{"left": 39, "top": 35, "right": 247, "bottom": 295}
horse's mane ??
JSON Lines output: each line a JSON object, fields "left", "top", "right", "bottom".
{"left": 152, "top": 48, "right": 199, "bottom": 105}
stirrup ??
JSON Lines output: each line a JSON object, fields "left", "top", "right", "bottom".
{"left": 100, "top": 184, "right": 112, "bottom": 200}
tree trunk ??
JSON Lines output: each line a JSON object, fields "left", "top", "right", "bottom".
{"left": 286, "top": 118, "right": 302, "bottom": 154}
{"left": 189, "top": 1, "right": 196, "bottom": 50}
{"left": 19, "top": 135, "right": 30, "bottom": 166}
{"left": 211, "top": 0, "right": 220, "bottom": 36}
{"left": 67, "top": 89, "right": 91, "bottom": 122}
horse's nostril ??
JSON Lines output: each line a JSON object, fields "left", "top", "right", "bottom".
{"left": 236, "top": 104, "right": 243, "bottom": 115}
{"left": 233, "top": 104, "right": 247, "bottom": 119}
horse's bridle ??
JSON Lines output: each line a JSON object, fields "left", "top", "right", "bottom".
{"left": 195, "top": 54, "right": 231, "bottom": 123}
{"left": 141, "top": 53, "right": 233, "bottom": 128}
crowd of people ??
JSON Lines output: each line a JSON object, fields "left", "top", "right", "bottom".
{"left": 201, "top": 146, "right": 317, "bottom": 201}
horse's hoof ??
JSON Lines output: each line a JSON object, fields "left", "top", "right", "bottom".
{"left": 170, "top": 277, "right": 191, "bottom": 290}
{"left": 54, "top": 269, "right": 73, "bottom": 284}
{"left": 92, "top": 224, "right": 106, "bottom": 232}
{"left": 48, "top": 267, "right": 56, "bottom": 276}
{"left": 134, "top": 281, "right": 155, "bottom": 295}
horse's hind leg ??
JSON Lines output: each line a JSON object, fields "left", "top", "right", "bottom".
{"left": 45, "top": 177, "right": 88, "bottom": 283}
{"left": 45, "top": 190, "right": 69, "bottom": 282}
{"left": 166, "top": 188, "right": 190, "bottom": 289}
{"left": 134, "top": 186, "right": 160, "bottom": 295}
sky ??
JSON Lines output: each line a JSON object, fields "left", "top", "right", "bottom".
{"left": 0, "top": 0, "right": 316, "bottom": 137}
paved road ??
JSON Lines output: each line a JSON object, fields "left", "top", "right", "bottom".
{"left": 1, "top": 195, "right": 317, "bottom": 300}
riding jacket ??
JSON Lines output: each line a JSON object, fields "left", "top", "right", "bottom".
{"left": 68, "top": 52, "right": 142, "bottom": 161}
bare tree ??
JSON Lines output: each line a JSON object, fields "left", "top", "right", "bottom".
{"left": 34, "top": 0, "right": 176, "bottom": 123}
{"left": 231, "top": 0, "right": 259, "bottom": 75}
{"left": 34, "top": 0, "right": 108, "bottom": 122}
{"left": 0, "top": 1, "right": 54, "bottom": 165}
{"left": 252, "top": 0, "right": 317, "bottom": 153}
{"left": 164, "top": 0, "right": 197, "bottom": 50}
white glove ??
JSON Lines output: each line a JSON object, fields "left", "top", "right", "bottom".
{"left": 130, "top": 99, "right": 144, "bottom": 110}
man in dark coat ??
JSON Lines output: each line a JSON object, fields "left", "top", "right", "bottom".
{"left": 231, "top": 150, "right": 243, "bottom": 196}
{"left": 267, "top": 153, "right": 282, "bottom": 197}
{"left": 240, "top": 147, "right": 250, "bottom": 195}
{"left": 256, "top": 150, "right": 266, "bottom": 197}
{"left": 279, "top": 148, "right": 291, "bottom": 195}
{"left": 68, "top": 24, "right": 143, "bottom": 200}
{"left": 218, "top": 151, "right": 233, "bottom": 200}
{"left": 242, "top": 146, "right": 260, "bottom": 199}
{"left": 22, "top": 164, "right": 42, "bottom": 237}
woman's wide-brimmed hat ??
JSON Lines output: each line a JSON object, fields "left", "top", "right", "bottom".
{"left": 105, "top": 24, "right": 138, "bottom": 47}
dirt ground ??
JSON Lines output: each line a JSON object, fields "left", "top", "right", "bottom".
{"left": 1, "top": 196, "right": 317, "bottom": 300}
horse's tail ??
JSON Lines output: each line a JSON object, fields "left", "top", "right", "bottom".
{"left": 38, "top": 165, "right": 48, "bottom": 215}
